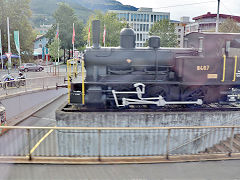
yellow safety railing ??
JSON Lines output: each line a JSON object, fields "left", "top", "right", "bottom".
{"left": 67, "top": 60, "right": 72, "bottom": 104}
{"left": 81, "top": 59, "right": 85, "bottom": 105}
{"left": 67, "top": 58, "right": 85, "bottom": 105}
{"left": 233, "top": 56, "right": 238, "bottom": 82}
{"left": 221, "top": 55, "right": 226, "bottom": 82}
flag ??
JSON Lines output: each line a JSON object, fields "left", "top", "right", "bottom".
{"left": 14, "top": 31, "right": 20, "bottom": 54}
{"left": 88, "top": 24, "right": 91, "bottom": 44}
{"left": 103, "top": 24, "right": 106, "bottom": 45}
{"left": 72, "top": 23, "right": 75, "bottom": 45}
{"left": 0, "top": 30, "right": 2, "bottom": 53}
{"left": 56, "top": 24, "right": 59, "bottom": 39}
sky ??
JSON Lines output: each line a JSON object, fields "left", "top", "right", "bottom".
{"left": 117, "top": 0, "right": 240, "bottom": 21}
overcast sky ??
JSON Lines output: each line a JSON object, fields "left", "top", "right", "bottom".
{"left": 118, "top": 0, "right": 240, "bottom": 21}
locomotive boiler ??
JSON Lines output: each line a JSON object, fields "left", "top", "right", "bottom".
{"left": 70, "top": 20, "right": 240, "bottom": 109}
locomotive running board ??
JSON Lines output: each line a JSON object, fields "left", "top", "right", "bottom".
{"left": 112, "top": 83, "right": 203, "bottom": 107}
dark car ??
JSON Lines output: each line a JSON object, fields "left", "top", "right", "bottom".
{"left": 19, "top": 63, "right": 44, "bottom": 72}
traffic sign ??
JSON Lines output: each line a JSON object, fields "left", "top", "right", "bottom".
{"left": 5, "top": 53, "right": 12, "bottom": 59}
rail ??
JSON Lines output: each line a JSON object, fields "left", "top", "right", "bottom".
{"left": 0, "top": 75, "right": 66, "bottom": 97}
{"left": 0, "top": 125, "right": 240, "bottom": 163}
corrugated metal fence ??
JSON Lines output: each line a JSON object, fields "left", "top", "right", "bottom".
{"left": 0, "top": 126, "right": 240, "bottom": 161}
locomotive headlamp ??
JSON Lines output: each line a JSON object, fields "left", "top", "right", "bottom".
{"left": 126, "top": 59, "right": 132, "bottom": 63}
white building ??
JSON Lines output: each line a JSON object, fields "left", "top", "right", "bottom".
{"left": 109, "top": 8, "right": 170, "bottom": 47}
{"left": 185, "top": 12, "right": 240, "bottom": 34}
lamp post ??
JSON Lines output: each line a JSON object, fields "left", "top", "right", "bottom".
{"left": 216, "top": 0, "right": 220, "bottom": 32}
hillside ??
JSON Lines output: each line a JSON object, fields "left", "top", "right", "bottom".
{"left": 30, "top": 0, "right": 137, "bottom": 27}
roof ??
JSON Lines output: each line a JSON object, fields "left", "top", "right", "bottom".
{"left": 34, "top": 35, "right": 46, "bottom": 42}
{"left": 193, "top": 12, "right": 240, "bottom": 23}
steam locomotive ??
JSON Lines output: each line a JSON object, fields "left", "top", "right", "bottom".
{"left": 70, "top": 20, "right": 240, "bottom": 109}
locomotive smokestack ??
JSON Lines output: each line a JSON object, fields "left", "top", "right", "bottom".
{"left": 92, "top": 20, "right": 100, "bottom": 49}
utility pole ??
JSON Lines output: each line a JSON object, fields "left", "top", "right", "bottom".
{"left": 216, "top": 0, "right": 220, "bottom": 32}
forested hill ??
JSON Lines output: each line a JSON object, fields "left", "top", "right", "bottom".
{"left": 30, "top": 0, "right": 137, "bottom": 27}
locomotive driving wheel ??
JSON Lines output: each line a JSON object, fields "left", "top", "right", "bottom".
{"left": 145, "top": 85, "right": 169, "bottom": 108}
{"left": 183, "top": 87, "right": 205, "bottom": 101}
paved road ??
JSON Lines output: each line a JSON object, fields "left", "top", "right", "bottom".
{"left": 0, "top": 160, "right": 240, "bottom": 180}
{"left": 0, "top": 94, "right": 67, "bottom": 156}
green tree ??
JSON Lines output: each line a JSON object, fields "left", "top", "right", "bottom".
{"left": 49, "top": 37, "right": 64, "bottom": 62}
{"left": 46, "top": 3, "right": 85, "bottom": 62}
{"left": 148, "top": 19, "right": 178, "bottom": 47}
{"left": 219, "top": 18, "right": 240, "bottom": 33}
{"left": 85, "top": 11, "right": 127, "bottom": 47}
{"left": 0, "top": 0, "right": 35, "bottom": 62}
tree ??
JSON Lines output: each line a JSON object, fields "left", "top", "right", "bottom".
{"left": 85, "top": 11, "right": 127, "bottom": 47}
{"left": 148, "top": 19, "right": 178, "bottom": 47}
{"left": 46, "top": 3, "right": 85, "bottom": 62}
{"left": 219, "top": 18, "right": 240, "bottom": 33}
{"left": 0, "top": 0, "right": 35, "bottom": 62}
{"left": 49, "top": 38, "right": 64, "bottom": 62}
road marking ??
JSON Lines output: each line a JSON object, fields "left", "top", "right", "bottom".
{"left": 26, "top": 128, "right": 54, "bottom": 158}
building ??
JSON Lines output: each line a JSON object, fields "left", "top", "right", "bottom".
{"left": 33, "top": 35, "right": 49, "bottom": 59}
{"left": 186, "top": 12, "right": 240, "bottom": 34}
{"left": 170, "top": 20, "right": 189, "bottom": 48}
{"left": 109, "top": 8, "right": 170, "bottom": 47}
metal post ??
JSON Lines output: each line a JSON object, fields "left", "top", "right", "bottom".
{"left": 229, "top": 127, "right": 235, "bottom": 157}
{"left": 216, "top": 0, "right": 220, "bottom": 32}
{"left": 166, "top": 129, "right": 171, "bottom": 159}
{"left": 27, "top": 129, "right": 32, "bottom": 160}
{"left": 98, "top": 129, "right": 101, "bottom": 161}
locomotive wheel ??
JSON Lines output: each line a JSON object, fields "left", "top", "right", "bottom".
{"left": 183, "top": 87, "right": 205, "bottom": 101}
{"left": 145, "top": 85, "right": 169, "bottom": 109}
{"left": 146, "top": 85, "right": 168, "bottom": 99}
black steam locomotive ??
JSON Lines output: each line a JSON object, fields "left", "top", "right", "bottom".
{"left": 70, "top": 20, "right": 240, "bottom": 109}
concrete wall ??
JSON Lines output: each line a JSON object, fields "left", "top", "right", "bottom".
{"left": 56, "top": 110, "right": 240, "bottom": 156}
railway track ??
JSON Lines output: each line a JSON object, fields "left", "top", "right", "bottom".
{"left": 62, "top": 103, "right": 240, "bottom": 113}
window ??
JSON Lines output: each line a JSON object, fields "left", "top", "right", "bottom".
{"left": 147, "top": 24, "right": 149, "bottom": 31}
{"left": 137, "top": 33, "right": 139, "bottom": 41}
{"left": 137, "top": 24, "right": 140, "bottom": 31}
{"left": 131, "top": 14, "right": 133, "bottom": 21}
{"left": 126, "top": 13, "right": 129, "bottom": 21}
{"left": 156, "top": 15, "right": 159, "bottom": 21}
{"left": 134, "top": 14, "right": 137, "bottom": 21}
{"left": 144, "top": 14, "right": 146, "bottom": 22}
{"left": 147, "top": 14, "right": 149, "bottom": 22}
{"left": 137, "top": 14, "right": 140, "bottom": 21}
{"left": 140, "top": 24, "right": 142, "bottom": 31}
{"left": 140, "top": 34, "right": 142, "bottom": 41}
{"left": 199, "top": 37, "right": 204, "bottom": 53}
{"left": 151, "top": 15, "right": 153, "bottom": 22}
{"left": 143, "top": 24, "right": 146, "bottom": 32}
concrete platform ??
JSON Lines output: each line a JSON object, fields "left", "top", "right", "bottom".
{"left": 56, "top": 105, "right": 240, "bottom": 156}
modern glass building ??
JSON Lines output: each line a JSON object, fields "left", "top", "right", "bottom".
{"left": 109, "top": 8, "right": 170, "bottom": 47}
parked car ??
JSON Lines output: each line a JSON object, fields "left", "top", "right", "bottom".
{"left": 19, "top": 63, "right": 44, "bottom": 72}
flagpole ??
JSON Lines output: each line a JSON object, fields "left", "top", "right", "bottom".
{"left": 73, "top": 23, "right": 75, "bottom": 59}
{"left": 0, "top": 30, "right": 3, "bottom": 69}
{"left": 7, "top": 17, "right": 11, "bottom": 73}
{"left": 57, "top": 23, "right": 59, "bottom": 64}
